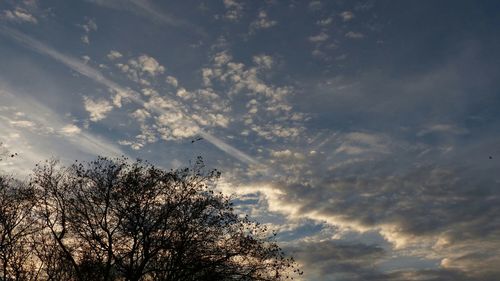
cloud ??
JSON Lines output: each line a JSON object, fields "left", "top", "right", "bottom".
{"left": 299, "top": 164, "right": 498, "bottom": 277}
{"left": 253, "top": 55, "right": 273, "bottom": 69}
{"left": 201, "top": 50, "right": 306, "bottom": 142}
{"left": 223, "top": 0, "right": 244, "bottom": 21}
{"left": 1, "top": 28, "right": 259, "bottom": 164}
{"left": 287, "top": 240, "right": 385, "bottom": 281}
{"left": 9, "top": 119, "right": 36, "bottom": 129}
{"left": 87, "top": 0, "right": 205, "bottom": 36}
{"left": 165, "top": 75, "right": 178, "bottom": 87}
{"left": 250, "top": 11, "right": 277, "bottom": 31}
{"left": 317, "top": 17, "right": 333, "bottom": 26}
{"left": 83, "top": 97, "right": 113, "bottom": 121}
{"left": 309, "top": 32, "right": 329, "bottom": 43}
{"left": 116, "top": 54, "right": 165, "bottom": 84}
{"left": 130, "top": 108, "right": 150, "bottom": 123}
{"left": 82, "top": 55, "right": 91, "bottom": 64}
{"left": 335, "top": 132, "right": 389, "bottom": 155}
{"left": 2, "top": 5, "right": 499, "bottom": 280}
{"left": 107, "top": 50, "right": 123, "bottom": 60}
{"left": 59, "top": 124, "right": 82, "bottom": 136}
{"left": 0, "top": 26, "right": 130, "bottom": 95}
{"left": 270, "top": 149, "right": 293, "bottom": 159}
{"left": 81, "top": 35, "right": 90, "bottom": 44}
{"left": 308, "top": 1, "right": 322, "bottom": 11}
{"left": 340, "top": 11, "right": 354, "bottom": 22}
{"left": 80, "top": 18, "right": 97, "bottom": 32}
{"left": 79, "top": 18, "right": 97, "bottom": 44}
{"left": 0, "top": 86, "right": 126, "bottom": 175}
{"left": 217, "top": 116, "right": 500, "bottom": 279}
{"left": 289, "top": 238, "right": 489, "bottom": 281}
{"left": 1, "top": 8, "right": 38, "bottom": 24}
{"left": 345, "top": 31, "right": 364, "bottom": 39}
{"left": 417, "top": 124, "right": 468, "bottom": 137}
{"left": 126, "top": 54, "right": 165, "bottom": 77}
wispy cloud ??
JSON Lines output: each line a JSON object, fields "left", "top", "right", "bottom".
{"left": 0, "top": 27, "right": 259, "bottom": 166}
{"left": 86, "top": 0, "right": 206, "bottom": 36}
{"left": 0, "top": 87, "right": 127, "bottom": 175}
{"left": 1, "top": 7, "right": 38, "bottom": 24}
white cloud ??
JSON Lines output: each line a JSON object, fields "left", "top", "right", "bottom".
{"left": 9, "top": 119, "right": 35, "bottom": 128}
{"left": 250, "top": 11, "right": 277, "bottom": 31}
{"left": 317, "top": 17, "right": 332, "bottom": 26}
{"left": 81, "top": 55, "right": 91, "bottom": 64}
{"left": 201, "top": 68, "right": 213, "bottom": 86}
{"left": 81, "top": 18, "right": 97, "bottom": 32}
{"left": 79, "top": 18, "right": 97, "bottom": 44}
{"left": 129, "top": 55, "right": 165, "bottom": 76}
{"left": 81, "top": 35, "right": 90, "bottom": 44}
{"left": 1, "top": 27, "right": 260, "bottom": 166}
{"left": 308, "top": 1, "right": 322, "bottom": 11}
{"left": 271, "top": 149, "right": 293, "bottom": 158}
{"left": 417, "top": 124, "right": 468, "bottom": 137}
{"left": 131, "top": 109, "right": 150, "bottom": 123}
{"left": 1, "top": 8, "right": 37, "bottom": 24}
{"left": 156, "top": 111, "right": 199, "bottom": 141}
{"left": 345, "top": 31, "right": 364, "bottom": 39}
{"left": 309, "top": 32, "right": 329, "bottom": 43}
{"left": 59, "top": 124, "right": 81, "bottom": 136}
{"left": 311, "top": 49, "right": 326, "bottom": 59}
{"left": 334, "top": 144, "right": 365, "bottom": 155}
{"left": 223, "top": 0, "right": 243, "bottom": 21}
{"left": 253, "top": 55, "right": 273, "bottom": 69}
{"left": 213, "top": 51, "right": 232, "bottom": 67}
{"left": 118, "top": 140, "right": 133, "bottom": 146}
{"left": 202, "top": 50, "right": 306, "bottom": 142}
{"left": 83, "top": 97, "right": 113, "bottom": 122}
{"left": 87, "top": 0, "right": 205, "bottom": 36}
{"left": 176, "top": 88, "right": 192, "bottom": 100}
{"left": 0, "top": 87, "right": 127, "bottom": 175}
{"left": 340, "top": 11, "right": 354, "bottom": 22}
{"left": 334, "top": 132, "right": 389, "bottom": 155}
{"left": 107, "top": 50, "right": 123, "bottom": 60}
{"left": 165, "top": 75, "right": 178, "bottom": 87}
{"left": 110, "top": 88, "right": 132, "bottom": 108}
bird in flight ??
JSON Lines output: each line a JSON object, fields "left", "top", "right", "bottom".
{"left": 191, "top": 137, "right": 204, "bottom": 143}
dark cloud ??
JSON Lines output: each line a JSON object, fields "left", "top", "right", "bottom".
{"left": 2, "top": 0, "right": 500, "bottom": 280}
{"left": 270, "top": 154, "right": 500, "bottom": 279}
{"left": 288, "top": 239, "right": 498, "bottom": 281}
{"left": 286, "top": 240, "right": 384, "bottom": 281}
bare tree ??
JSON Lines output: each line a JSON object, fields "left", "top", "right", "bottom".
{"left": 0, "top": 143, "right": 17, "bottom": 162}
{"left": 30, "top": 157, "right": 301, "bottom": 281}
{"left": 0, "top": 174, "right": 38, "bottom": 280}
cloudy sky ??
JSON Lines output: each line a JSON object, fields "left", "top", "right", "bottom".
{"left": 1, "top": 0, "right": 500, "bottom": 280}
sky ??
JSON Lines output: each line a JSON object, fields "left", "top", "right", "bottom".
{"left": 1, "top": 0, "right": 500, "bottom": 280}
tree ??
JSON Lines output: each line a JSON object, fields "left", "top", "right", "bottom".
{"left": 30, "top": 156, "right": 301, "bottom": 281}
{"left": 0, "top": 144, "right": 39, "bottom": 281}
{"left": 0, "top": 175, "right": 39, "bottom": 281}
{"left": 0, "top": 143, "right": 17, "bottom": 162}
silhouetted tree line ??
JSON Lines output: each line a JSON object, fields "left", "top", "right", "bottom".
{"left": 0, "top": 149, "right": 301, "bottom": 281}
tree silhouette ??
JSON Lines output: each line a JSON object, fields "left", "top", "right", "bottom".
{"left": 26, "top": 156, "right": 301, "bottom": 281}
{"left": 0, "top": 144, "right": 39, "bottom": 281}
{"left": 0, "top": 143, "right": 17, "bottom": 162}
{"left": 0, "top": 176, "right": 39, "bottom": 281}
